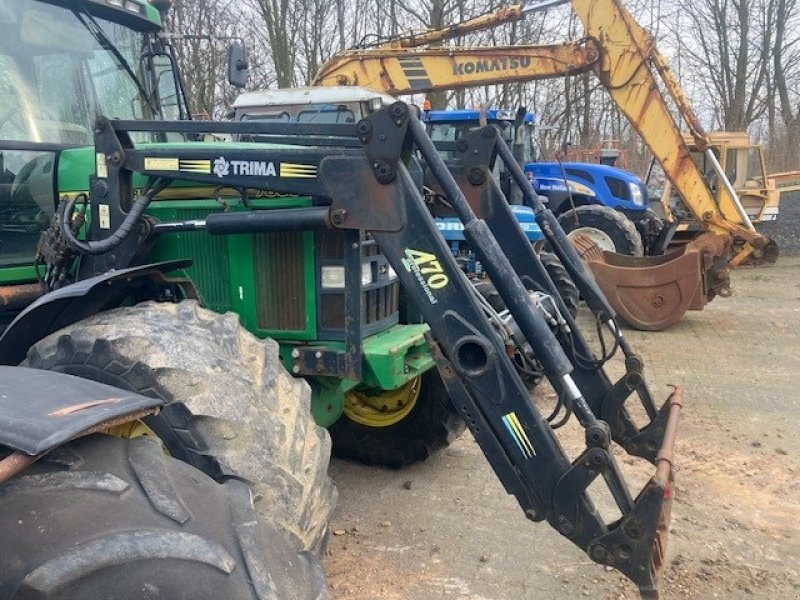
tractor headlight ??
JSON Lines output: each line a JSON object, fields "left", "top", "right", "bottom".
{"left": 321, "top": 266, "right": 345, "bottom": 289}
{"left": 567, "top": 181, "right": 596, "bottom": 197}
{"left": 361, "top": 263, "right": 374, "bottom": 285}
{"left": 629, "top": 182, "right": 645, "bottom": 206}
{"left": 321, "top": 264, "right": 374, "bottom": 289}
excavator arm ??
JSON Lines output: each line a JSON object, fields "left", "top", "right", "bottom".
{"left": 314, "top": 0, "right": 778, "bottom": 329}
{"left": 314, "top": 42, "right": 598, "bottom": 94}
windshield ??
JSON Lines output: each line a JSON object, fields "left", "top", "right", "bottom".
{"left": 429, "top": 119, "right": 535, "bottom": 163}
{"left": 0, "top": 0, "right": 154, "bottom": 146}
{"left": 429, "top": 120, "right": 513, "bottom": 144}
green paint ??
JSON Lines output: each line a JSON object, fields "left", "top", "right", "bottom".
{"left": 141, "top": 1, "right": 162, "bottom": 26}
{"left": 145, "top": 197, "right": 318, "bottom": 341}
{"left": 3, "top": 21, "right": 435, "bottom": 430}
{"left": 361, "top": 324, "right": 433, "bottom": 389}
{"left": 305, "top": 377, "right": 358, "bottom": 428}
{"left": 0, "top": 265, "right": 38, "bottom": 285}
{"left": 279, "top": 324, "right": 433, "bottom": 423}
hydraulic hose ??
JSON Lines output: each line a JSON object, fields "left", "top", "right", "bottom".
{"left": 60, "top": 184, "right": 162, "bottom": 256}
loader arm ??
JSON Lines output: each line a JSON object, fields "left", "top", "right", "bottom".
{"left": 39, "top": 103, "right": 683, "bottom": 597}
{"left": 313, "top": 0, "right": 778, "bottom": 328}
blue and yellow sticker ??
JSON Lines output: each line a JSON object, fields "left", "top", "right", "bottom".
{"left": 502, "top": 412, "right": 536, "bottom": 459}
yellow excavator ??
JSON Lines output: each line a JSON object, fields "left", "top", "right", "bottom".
{"left": 313, "top": 0, "right": 780, "bottom": 330}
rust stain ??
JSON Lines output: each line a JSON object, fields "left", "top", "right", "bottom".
{"left": 0, "top": 283, "right": 43, "bottom": 310}
{"left": 0, "top": 451, "right": 38, "bottom": 483}
{"left": 48, "top": 397, "right": 123, "bottom": 417}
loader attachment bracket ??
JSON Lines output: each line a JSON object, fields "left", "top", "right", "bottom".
{"left": 609, "top": 384, "right": 678, "bottom": 463}
{"left": 588, "top": 471, "right": 675, "bottom": 600}
{"left": 555, "top": 386, "right": 683, "bottom": 599}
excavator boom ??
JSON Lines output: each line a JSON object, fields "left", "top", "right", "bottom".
{"left": 314, "top": 42, "right": 598, "bottom": 93}
{"left": 314, "top": 0, "right": 778, "bottom": 329}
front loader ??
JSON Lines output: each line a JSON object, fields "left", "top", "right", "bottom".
{"left": 3, "top": 100, "right": 683, "bottom": 597}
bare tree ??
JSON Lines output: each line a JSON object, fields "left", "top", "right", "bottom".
{"left": 677, "top": 0, "right": 772, "bottom": 130}
{"left": 168, "top": 0, "right": 237, "bottom": 117}
{"left": 249, "top": 0, "right": 300, "bottom": 87}
{"left": 773, "top": 0, "right": 800, "bottom": 130}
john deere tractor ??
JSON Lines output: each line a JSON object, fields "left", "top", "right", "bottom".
{"left": 0, "top": 1, "right": 684, "bottom": 597}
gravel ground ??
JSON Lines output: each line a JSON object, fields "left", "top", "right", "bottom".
{"left": 325, "top": 257, "right": 800, "bottom": 599}
{"left": 758, "top": 191, "right": 800, "bottom": 255}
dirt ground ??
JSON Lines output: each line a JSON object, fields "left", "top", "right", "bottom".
{"left": 324, "top": 256, "right": 800, "bottom": 599}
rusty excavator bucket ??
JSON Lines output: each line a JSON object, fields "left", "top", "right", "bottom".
{"left": 572, "top": 233, "right": 733, "bottom": 331}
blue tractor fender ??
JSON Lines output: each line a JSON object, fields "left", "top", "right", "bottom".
{"left": 0, "top": 260, "right": 192, "bottom": 366}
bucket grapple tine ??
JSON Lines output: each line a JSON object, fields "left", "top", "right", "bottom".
{"left": 320, "top": 102, "right": 684, "bottom": 597}
{"left": 583, "top": 386, "right": 683, "bottom": 598}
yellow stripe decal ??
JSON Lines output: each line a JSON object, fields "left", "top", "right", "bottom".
{"left": 281, "top": 162, "right": 317, "bottom": 178}
{"left": 179, "top": 159, "right": 211, "bottom": 174}
{"left": 144, "top": 157, "right": 179, "bottom": 171}
{"left": 502, "top": 412, "right": 535, "bottom": 458}
{"left": 509, "top": 412, "right": 535, "bottom": 457}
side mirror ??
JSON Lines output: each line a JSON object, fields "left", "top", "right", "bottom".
{"left": 228, "top": 43, "right": 249, "bottom": 88}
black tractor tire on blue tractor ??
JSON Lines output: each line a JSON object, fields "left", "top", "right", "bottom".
{"left": 330, "top": 369, "right": 465, "bottom": 468}
{"left": 23, "top": 300, "right": 336, "bottom": 555}
{"left": 558, "top": 205, "right": 644, "bottom": 257}
{"left": 471, "top": 254, "right": 579, "bottom": 320}
{"left": 0, "top": 434, "right": 329, "bottom": 599}
{"left": 539, "top": 251, "right": 580, "bottom": 318}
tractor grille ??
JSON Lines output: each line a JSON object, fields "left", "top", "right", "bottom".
{"left": 166, "top": 208, "right": 231, "bottom": 313}
{"left": 318, "top": 231, "right": 399, "bottom": 338}
{"left": 254, "top": 231, "right": 306, "bottom": 331}
{"left": 319, "top": 281, "right": 400, "bottom": 330}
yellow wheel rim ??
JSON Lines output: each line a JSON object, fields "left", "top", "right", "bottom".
{"left": 104, "top": 419, "right": 168, "bottom": 453}
{"left": 344, "top": 377, "right": 422, "bottom": 428}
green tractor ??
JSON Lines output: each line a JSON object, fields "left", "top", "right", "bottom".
{"left": 0, "top": 0, "right": 685, "bottom": 597}
{"left": 0, "top": 0, "right": 465, "bottom": 555}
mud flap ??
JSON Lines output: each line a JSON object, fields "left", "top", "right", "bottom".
{"left": 586, "top": 386, "right": 683, "bottom": 599}
{"left": 573, "top": 236, "right": 704, "bottom": 331}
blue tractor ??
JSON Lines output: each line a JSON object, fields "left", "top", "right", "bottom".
{"left": 422, "top": 108, "right": 665, "bottom": 257}
{"left": 434, "top": 201, "right": 579, "bottom": 318}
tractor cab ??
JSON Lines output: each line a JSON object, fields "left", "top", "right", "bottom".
{"left": 0, "top": 0, "right": 185, "bottom": 309}
{"left": 231, "top": 86, "right": 396, "bottom": 130}
{"left": 423, "top": 108, "right": 536, "bottom": 164}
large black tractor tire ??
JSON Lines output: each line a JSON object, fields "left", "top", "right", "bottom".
{"left": 539, "top": 251, "right": 580, "bottom": 318}
{"left": 471, "top": 256, "right": 578, "bottom": 320}
{"left": 23, "top": 301, "right": 336, "bottom": 554}
{"left": 330, "top": 369, "right": 465, "bottom": 468}
{"left": 0, "top": 435, "right": 329, "bottom": 599}
{"left": 557, "top": 205, "right": 644, "bottom": 257}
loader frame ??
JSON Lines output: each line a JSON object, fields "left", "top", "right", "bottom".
{"left": 2, "top": 102, "right": 683, "bottom": 596}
